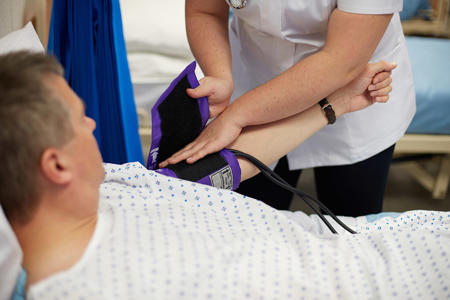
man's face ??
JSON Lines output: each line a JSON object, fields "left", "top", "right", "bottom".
{"left": 45, "top": 74, "right": 105, "bottom": 187}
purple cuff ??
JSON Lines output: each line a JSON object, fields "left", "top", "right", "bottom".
{"left": 147, "top": 61, "right": 209, "bottom": 170}
{"left": 155, "top": 168, "right": 178, "bottom": 178}
{"left": 196, "top": 149, "right": 241, "bottom": 190}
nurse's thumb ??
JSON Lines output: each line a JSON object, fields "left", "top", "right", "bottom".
{"left": 186, "top": 84, "right": 213, "bottom": 99}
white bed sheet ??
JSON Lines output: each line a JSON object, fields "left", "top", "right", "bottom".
{"left": 27, "top": 162, "right": 450, "bottom": 299}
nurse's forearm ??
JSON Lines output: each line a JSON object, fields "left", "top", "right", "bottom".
{"left": 229, "top": 92, "right": 346, "bottom": 181}
{"left": 226, "top": 10, "right": 392, "bottom": 129}
{"left": 185, "top": 0, "right": 233, "bottom": 82}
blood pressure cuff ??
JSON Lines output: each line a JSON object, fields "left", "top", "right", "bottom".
{"left": 147, "top": 61, "right": 240, "bottom": 190}
{"left": 146, "top": 61, "right": 209, "bottom": 170}
{"left": 156, "top": 149, "right": 241, "bottom": 190}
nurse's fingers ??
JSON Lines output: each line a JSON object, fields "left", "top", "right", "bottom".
{"left": 175, "top": 143, "right": 206, "bottom": 163}
{"left": 370, "top": 85, "right": 392, "bottom": 99}
{"left": 185, "top": 142, "right": 219, "bottom": 164}
{"left": 186, "top": 81, "right": 215, "bottom": 99}
{"left": 159, "top": 142, "right": 202, "bottom": 168}
{"left": 374, "top": 95, "right": 389, "bottom": 103}
{"left": 187, "top": 76, "right": 234, "bottom": 103}
{"left": 368, "top": 76, "right": 392, "bottom": 91}
{"left": 161, "top": 139, "right": 219, "bottom": 167}
{"left": 369, "top": 61, "right": 397, "bottom": 77}
{"left": 187, "top": 76, "right": 234, "bottom": 118}
{"left": 369, "top": 71, "right": 391, "bottom": 88}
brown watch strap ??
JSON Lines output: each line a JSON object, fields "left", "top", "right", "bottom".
{"left": 319, "top": 98, "right": 336, "bottom": 125}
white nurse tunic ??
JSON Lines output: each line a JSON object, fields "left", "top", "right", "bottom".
{"left": 229, "top": 0, "right": 416, "bottom": 169}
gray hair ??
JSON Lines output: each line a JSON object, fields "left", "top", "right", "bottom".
{"left": 0, "top": 51, "right": 74, "bottom": 224}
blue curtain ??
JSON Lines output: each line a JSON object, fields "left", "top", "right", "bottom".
{"left": 48, "top": 0, "right": 143, "bottom": 164}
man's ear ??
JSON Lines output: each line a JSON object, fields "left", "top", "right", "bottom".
{"left": 40, "top": 148, "right": 73, "bottom": 185}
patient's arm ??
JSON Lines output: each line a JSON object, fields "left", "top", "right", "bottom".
{"left": 231, "top": 101, "right": 332, "bottom": 181}
{"left": 231, "top": 61, "right": 396, "bottom": 181}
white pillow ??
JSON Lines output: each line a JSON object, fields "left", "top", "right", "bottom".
{"left": 0, "top": 22, "right": 43, "bottom": 299}
{"left": 121, "top": 0, "right": 193, "bottom": 58}
{"left": 0, "top": 22, "right": 44, "bottom": 55}
{"left": 0, "top": 206, "right": 22, "bottom": 300}
{"left": 128, "top": 52, "right": 199, "bottom": 84}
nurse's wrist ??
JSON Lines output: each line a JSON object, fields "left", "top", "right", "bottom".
{"left": 211, "top": 75, "right": 234, "bottom": 100}
{"left": 206, "top": 69, "right": 234, "bottom": 88}
{"left": 223, "top": 102, "right": 248, "bottom": 129}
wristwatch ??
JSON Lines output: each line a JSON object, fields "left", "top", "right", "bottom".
{"left": 319, "top": 98, "right": 336, "bottom": 125}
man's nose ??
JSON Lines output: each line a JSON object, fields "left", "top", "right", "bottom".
{"left": 85, "top": 116, "right": 96, "bottom": 131}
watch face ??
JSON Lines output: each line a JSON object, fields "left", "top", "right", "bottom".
{"left": 225, "top": 0, "right": 247, "bottom": 9}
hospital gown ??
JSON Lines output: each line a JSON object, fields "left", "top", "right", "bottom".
{"left": 28, "top": 163, "right": 450, "bottom": 299}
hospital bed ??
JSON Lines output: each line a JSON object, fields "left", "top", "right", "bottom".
{"left": 394, "top": 36, "right": 450, "bottom": 199}
{"left": 0, "top": 5, "right": 449, "bottom": 299}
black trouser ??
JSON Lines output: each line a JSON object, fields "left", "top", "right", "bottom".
{"left": 235, "top": 144, "right": 396, "bottom": 217}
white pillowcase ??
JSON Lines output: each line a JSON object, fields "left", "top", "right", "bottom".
{"left": 0, "top": 22, "right": 44, "bottom": 55}
{"left": 0, "top": 22, "right": 43, "bottom": 299}
{"left": 0, "top": 207, "right": 22, "bottom": 300}
{"left": 120, "top": 0, "right": 205, "bottom": 84}
{"left": 127, "top": 52, "right": 203, "bottom": 84}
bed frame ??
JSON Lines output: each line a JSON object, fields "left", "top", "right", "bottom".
{"left": 395, "top": 134, "right": 450, "bottom": 199}
{"left": 402, "top": 0, "right": 450, "bottom": 38}
{"left": 397, "top": 2, "right": 450, "bottom": 200}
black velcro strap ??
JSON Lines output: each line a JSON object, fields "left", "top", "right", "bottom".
{"left": 157, "top": 75, "right": 203, "bottom": 164}
{"left": 167, "top": 152, "right": 227, "bottom": 182}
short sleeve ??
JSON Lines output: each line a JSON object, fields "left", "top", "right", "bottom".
{"left": 337, "top": 0, "right": 403, "bottom": 14}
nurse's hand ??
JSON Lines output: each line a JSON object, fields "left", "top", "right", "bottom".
{"left": 159, "top": 110, "right": 243, "bottom": 167}
{"left": 187, "top": 76, "right": 234, "bottom": 117}
{"left": 329, "top": 60, "right": 397, "bottom": 114}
